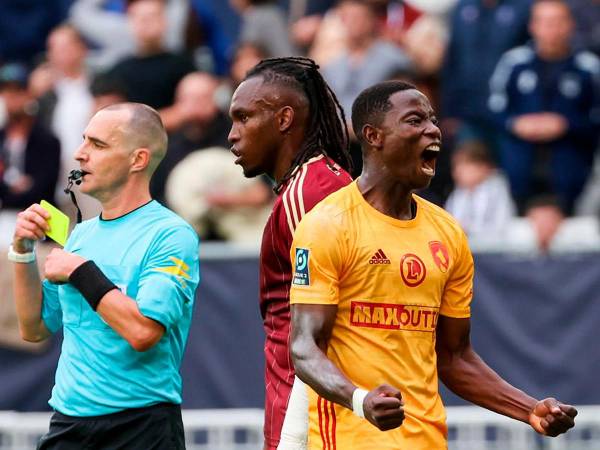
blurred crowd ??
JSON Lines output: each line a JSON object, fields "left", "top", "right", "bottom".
{"left": 0, "top": 0, "right": 599, "bottom": 253}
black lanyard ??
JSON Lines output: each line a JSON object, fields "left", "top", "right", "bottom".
{"left": 63, "top": 170, "right": 83, "bottom": 223}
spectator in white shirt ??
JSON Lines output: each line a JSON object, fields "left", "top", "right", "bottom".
{"left": 32, "top": 25, "right": 94, "bottom": 210}
{"left": 445, "top": 140, "right": 516, "bottom": 241}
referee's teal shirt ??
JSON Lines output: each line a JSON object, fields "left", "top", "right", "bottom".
{"left": 41, "top": 201, "right": 200, "bottom": 416}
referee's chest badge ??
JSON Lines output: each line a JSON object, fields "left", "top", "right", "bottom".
{"left": 293, "top": 248, "right": 310, "bottom": 286}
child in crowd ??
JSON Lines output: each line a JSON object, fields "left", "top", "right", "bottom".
{"left": 445, "top": 140, "right": 516, "bottom": 241}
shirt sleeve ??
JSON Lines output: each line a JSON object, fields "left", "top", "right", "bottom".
{"left": 136, "top": 225, "right": 200, "bottom": 330}
{"left": 289, "top": 212, "right": 344, "bottom": 305}
{"left": 439, "top": 230, "right": 474, "bottom": 318}
{"left": 41, "top": 279, "right": 62, "bottom": 333}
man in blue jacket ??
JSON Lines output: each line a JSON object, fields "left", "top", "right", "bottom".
{"left": 489, "top": 0, "right": 600, "bottom": 214}
{"left": 441, "top": 0, "right": 532, "bottom": 154}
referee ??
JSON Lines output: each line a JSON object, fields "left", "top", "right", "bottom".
{"left": 10, "top": 103, "right": 199, "bottom": 449}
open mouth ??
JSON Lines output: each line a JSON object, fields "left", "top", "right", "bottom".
{"left": 421, "top": 144, "right": 440, "bottom": 177}
{"left": 230, "top": 147, "right": 242, "bottom": 164}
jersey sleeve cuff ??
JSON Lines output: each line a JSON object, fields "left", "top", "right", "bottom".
{"left": 137, "top": 305, "right": 170, "bottom": 330}
{"left": 290, "top": 296, "right": 338, "bottom": 306}
{"left": 41, "top": 317, "right": 60, "bottom": 334}
{"left": 439, "top": 307, "right": 471, "bottom": 319}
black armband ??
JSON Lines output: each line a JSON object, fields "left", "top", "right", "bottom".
{"left": 69, "top": 261, "right": 118, "bottom": 311}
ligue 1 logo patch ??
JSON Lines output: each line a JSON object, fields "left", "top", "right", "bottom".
{"left": 293, "top": 248, "right": 310, "bottom": 286}
{"left": 429, "top": 241, "right": 449, "bottom": 273}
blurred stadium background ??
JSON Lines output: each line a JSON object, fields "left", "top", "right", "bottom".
{"left": 1, "top": 0, "right": 599, "bottom": 448}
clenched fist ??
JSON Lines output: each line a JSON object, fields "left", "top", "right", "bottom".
{"left": 529, "top": 397, "right": 577, "bottom": 437}
{"left": 363, "top": 384, "right": 405, "bottom": 431}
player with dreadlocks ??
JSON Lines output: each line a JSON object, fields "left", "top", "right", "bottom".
{"left": 228, "top": 57, "right": 353, "bottom": 449}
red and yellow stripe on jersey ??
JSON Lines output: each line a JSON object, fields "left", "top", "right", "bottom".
{"left": 260, "top": 156, "right": 352, "bottom": 449}
{"left": 290, "top": 181, "right": 474, "bottom": 450}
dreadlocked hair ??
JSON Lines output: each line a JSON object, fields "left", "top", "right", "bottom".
{"left": 245, "top": 56, "right": 353, "bottom": 192}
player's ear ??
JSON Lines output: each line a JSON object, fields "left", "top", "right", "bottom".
{"left": 278, "top": 106, "right": 294, "bottom": 133}
{"left": 130, "top": 147, "right": 150, "bottom": 173}
{"left": 363, "top": 124, "right": 383, "bottom": 149}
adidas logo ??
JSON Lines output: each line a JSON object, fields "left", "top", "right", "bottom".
{"left": 369, "top": 249, "right": 390, "bottom": 265}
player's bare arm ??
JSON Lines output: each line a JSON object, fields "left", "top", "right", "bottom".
{"left": 436, "top": 315, "right": 577, "bottom": 436}
{"left": 291, "top": 303, "right": 405, "bottom": 431}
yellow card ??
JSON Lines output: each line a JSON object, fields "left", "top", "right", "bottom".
{"left": 40, "top": 200, "right": 70, "bottom": 246}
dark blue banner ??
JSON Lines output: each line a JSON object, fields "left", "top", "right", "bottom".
{"left": 2, "top": 253, "right": 599, "bottom": 411}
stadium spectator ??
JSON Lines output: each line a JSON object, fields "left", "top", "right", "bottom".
{"left": 321, "top": 0, "right": 413, "bottom": 174}
{"left": 445, "top": 140, "right": 516, "bottom": 241}
{"left": 489, "top": 0, "right": 600, "bottom": 214}
{"left": 165, "top": 146, "right": 273, "bottom": 242}
{"left": 216, "top": 43, "right": 268, "bottom": 115}
{"left": 188, "top": 0, "right": 236, "bottom": 75}
{"left": 90, "top": 73, "right": 128, "bottom": 113}
{"left": 0, "top": 0, "right": 71, "bottom": 64}
{"left": 33, "top": 25, "right": 94, "bottom": 208}
{"left": 104, "top": 0, "right": 195, "bottom": 110}
{"left": 321, "top": 0, "right": 413, "bottom": 120}
{"left": 385, "top": 0, "right": 456, "bottom": 77}
{"left": 304, "top": 4, "right": 348, "bottom": 67}
{"left": 526, "top": 195, "right": 567, "bottom": 252}
{"left": 230, "top": 0, "right": 298, "bottom": 58}
{"left": 69, "top": 0, "right": 189, "bottom": 71}
{"left": 496, "top": 195, "right": 600, "bottom": 254}
{"left": 151, "top": 72, "right": 231, "bottom": 204}
{"left": 229, "top": 43, "right": 268, "bottom": 89}
{"left": 0, "top": 61, "right": 62, "bottom": 351}
{"left": 10, "top": 103, "right": 199, "bottom": 448}
{"left": 441, "top": 0, "right": 532, "bottom": 155}
{"left": 288, "top": 0, "right": 335, "bottom": 54}
{"left": 0, "top": 63, "right": 60, "bottom": 219}
{"left": 228, "top": 57, "right": 353, "bottom": 449}
{"left": 288, "top": 80, "right": 577, "bottom": 448}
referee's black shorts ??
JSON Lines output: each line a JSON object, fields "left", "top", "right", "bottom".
{"left": 37, "top": 402, "right": 185, "bottom": 450}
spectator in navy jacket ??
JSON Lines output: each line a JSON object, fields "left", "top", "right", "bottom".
{"left": 489, "top": 0, "right": 600, "bottom": 214}
{"left": 441, "top": 0, "right": 532, "bottom": 155}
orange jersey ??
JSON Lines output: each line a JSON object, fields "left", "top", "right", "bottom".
{"left": 290, "top": 181, "right": 474, "bottom": 450}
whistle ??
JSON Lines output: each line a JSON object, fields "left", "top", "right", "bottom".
{"left": 69, "top": 170, "right": 84, "bottom": 185}
{"left": 64, "top": 170, "right": 86, "bottom": 194}
{"left": 63, "top": 170, "right": 87, "bottom": 223}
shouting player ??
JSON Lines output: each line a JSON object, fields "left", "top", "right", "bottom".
{"left": 288, "top": 81, "right": 577, "bottom": 449}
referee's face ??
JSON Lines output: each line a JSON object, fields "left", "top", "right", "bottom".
{"left": 74, "top": 108, "right": 134, "bottom": 201}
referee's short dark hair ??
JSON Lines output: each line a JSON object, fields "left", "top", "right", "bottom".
{"left": 351, "top": 80, "right": 416, "bottom": 144}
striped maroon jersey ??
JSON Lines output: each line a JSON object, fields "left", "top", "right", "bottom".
{"left": 260, "top": 155, "right": 352, "bottom": 449}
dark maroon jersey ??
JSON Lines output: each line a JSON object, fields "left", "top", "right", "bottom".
{"left": 260, "top": 155, "right": 352, "bottom": 449}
